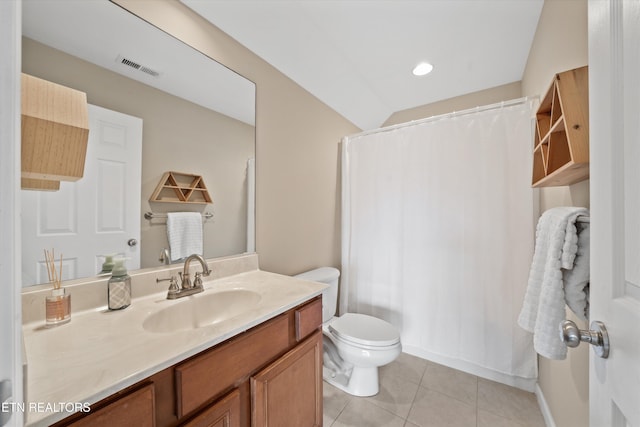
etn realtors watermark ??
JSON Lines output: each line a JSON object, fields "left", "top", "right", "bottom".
{"left": 1, "top": 401, "right": 90, "bottom": 414}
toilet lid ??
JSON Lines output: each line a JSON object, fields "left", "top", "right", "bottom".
{"left": 328, "top": 313, "right": 400, "bottom": 347}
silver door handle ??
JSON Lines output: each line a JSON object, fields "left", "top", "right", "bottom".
{"left": 559, "top": 320, "right": 609, "bottom": 359}
{"left": 127, "top": 238, "right": 138, "bottom": 247}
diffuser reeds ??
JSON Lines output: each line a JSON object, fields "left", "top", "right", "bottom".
{"left": 44, "top": 248, "right": 71, "bottom": 326}
{"left": 44, "top": 248, "right": 63, "bottom": 290}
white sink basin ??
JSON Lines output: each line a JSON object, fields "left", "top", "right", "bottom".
{"left": 143, "top": 289, "right": 262, "bottom": 333}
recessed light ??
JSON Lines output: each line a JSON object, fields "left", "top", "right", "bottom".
{"left": 412, "top": 62, "right": 433, "bottom": 76}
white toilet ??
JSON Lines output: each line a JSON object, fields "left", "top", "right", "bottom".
{"left": 295, "top": 267, "right": 401, "bottom": 397}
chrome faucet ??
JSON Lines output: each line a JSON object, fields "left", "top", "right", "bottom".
{"left": 179, "top": 253, "right": 211, "bottom": 290}
{"left": 157, "top": 254, "right": 211, "bottom": 299}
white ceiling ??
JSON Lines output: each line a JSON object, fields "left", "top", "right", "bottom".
{"left": 182, "top": 0, "right": 544, "bottom": 131}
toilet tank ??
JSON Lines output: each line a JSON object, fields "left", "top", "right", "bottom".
{"left": 295, "top": 267, "right": 340, "bottom": 323}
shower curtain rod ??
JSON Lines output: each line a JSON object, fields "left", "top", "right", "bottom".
{"left": 345, "top": 96, "right": 537, "bottom": 140}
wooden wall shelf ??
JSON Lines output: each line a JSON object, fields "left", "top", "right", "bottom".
{"left": 532, "top": 66, "right": 589, "bottom": 187}
{"left": 149, "top": 171, "right": 212, "bottom": 204}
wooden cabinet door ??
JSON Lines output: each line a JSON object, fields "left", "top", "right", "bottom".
{"left": 182, "top": 389, "right": 240, "bottom": 427}
{"left": 251, "top": 331, "right": 322, "bottom": 427}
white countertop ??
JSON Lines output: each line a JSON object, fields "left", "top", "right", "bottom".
{"left": 22, "top": 269, "right": 326, "bottom": 426}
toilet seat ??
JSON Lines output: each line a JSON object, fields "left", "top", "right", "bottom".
{"left": 328, "top": 313, "right": 400, "bottom": 348}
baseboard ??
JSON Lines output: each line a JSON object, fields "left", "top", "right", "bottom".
{"left": 535, "top": 383, "right": 557, "bottom": 427}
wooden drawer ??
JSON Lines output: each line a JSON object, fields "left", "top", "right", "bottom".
{"left": 295, "top": 296, "right": 322, "bottom": 341}
{"left": 175, "top": 313, "right": 290, "bottom": 418}
{"left": 67, "top": 383, "right": 155, "bottom": 427}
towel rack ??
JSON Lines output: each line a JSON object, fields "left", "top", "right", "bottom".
{"left": 576, "top": 216, "right": 590, "bottom": 223}
{"left": 144, "top": 211, "right": 213, "bottom": 220}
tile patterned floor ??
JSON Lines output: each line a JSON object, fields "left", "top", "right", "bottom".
{"left": 323, "top": 353, "right": 546, "bottom": 427}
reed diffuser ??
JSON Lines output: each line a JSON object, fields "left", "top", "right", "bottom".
{"left": 44, "top": 249, "right": 71, "bottom": 326}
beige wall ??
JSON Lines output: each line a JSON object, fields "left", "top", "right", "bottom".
{"left": 383, "top": 81, "right": 522, "bottom": 126}
{"left": 521, "top": 1, "right": 589, "bottom": 427}
{"left": 112, "top": 0, "right": 360, "bottom": 275}
{"left": 22, "top": 37, "right": 254, "bottom": 271}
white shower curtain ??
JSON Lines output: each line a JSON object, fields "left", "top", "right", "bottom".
{"left": 341, "top": 99, "right": 537, "bottom": 390}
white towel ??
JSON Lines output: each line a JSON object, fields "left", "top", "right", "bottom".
{"left": 166, "top": 212, "right": 203, "bottom": 261}
{"left": 563, "top": 222, "right": 590, "bottom": 320}
{"left": 518, "top": 207, "right": 589, "bottom": 360}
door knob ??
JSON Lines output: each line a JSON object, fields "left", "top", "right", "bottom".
{"left": 559, "top": 320, "right": 609, "bottom": 358}
{"left": 127, "top": 238, "right": 138, "bottom": 247}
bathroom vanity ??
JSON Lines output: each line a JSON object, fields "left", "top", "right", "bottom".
{"left": 21, "top": 254, "right": 326, "bottom": 427}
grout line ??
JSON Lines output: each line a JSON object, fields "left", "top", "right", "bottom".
{"left": 405, "top": 382, "right": 422, "bottom": 425}
{"left": 404, "top": 359, "right": 430, "bottom": 423}
{"left": 332, "top": 394, "right": 351, "bottom": 424}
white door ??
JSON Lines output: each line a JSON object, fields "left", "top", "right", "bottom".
{"left": 21, "top": 105, "right": 142, "bottom": 285}
{"left": 589, "top": 1, "right": 640, "bottom": 426}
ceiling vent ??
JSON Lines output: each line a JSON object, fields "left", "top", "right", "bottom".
{"left": 116, "top": 55, "right": 161, "bottom": 78}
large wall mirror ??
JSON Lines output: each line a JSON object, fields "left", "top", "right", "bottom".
{"left": 21, "top": 0, "right": 256, "bottom": 286}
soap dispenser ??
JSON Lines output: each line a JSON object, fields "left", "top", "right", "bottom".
{"left": 100, "top": 254, "right": 116, "bottom": 274}
{"left": 108, "top": 258, "right": 131, "bottom": 310}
